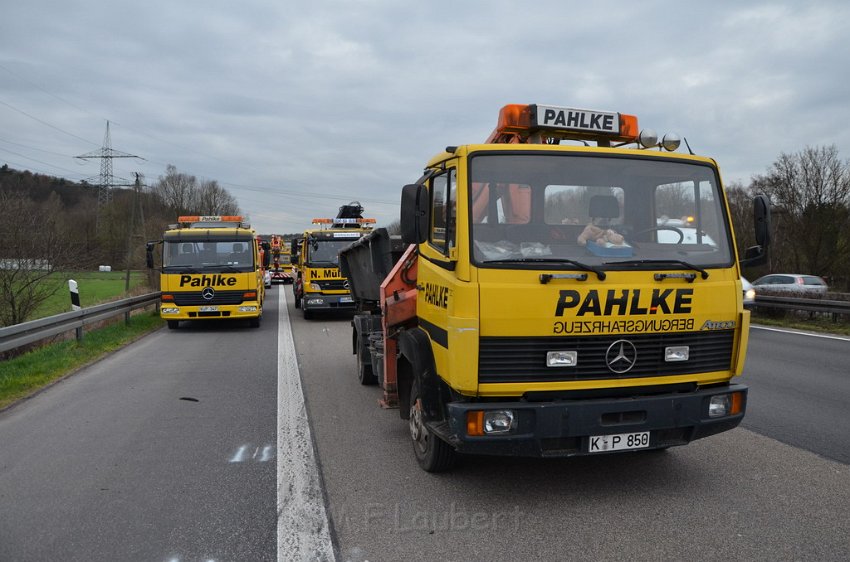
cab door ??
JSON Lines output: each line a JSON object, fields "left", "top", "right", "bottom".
{"left": 417, "top": 167, "right": 458, "bottom": 382}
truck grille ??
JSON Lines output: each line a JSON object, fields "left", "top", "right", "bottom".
{"left": 479, "top": 330, "right": 734, "bottom": 383}
{"left": 315, "top": 279, "right": 348, "bottom": 291}
{"left": 172, "top": 290, "right": 246, "bottom": 306}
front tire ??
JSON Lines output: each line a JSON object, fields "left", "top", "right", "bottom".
{"left": 167, "top": 320, "right": 179, "bottom": 330}
{"left": 357, "top": 337, "right": 377, "bottom": 385}
{"left": 409, "top": 379, "right": 455, "bottom": 472}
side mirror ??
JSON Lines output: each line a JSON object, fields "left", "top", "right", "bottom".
{"left": 401, "top": 183, "right": 429, "bottom": 245}
{"left": 753, "top": 194, "right": 771, "bottom": 247}
{"left": 261, "top": 242, "right": 271, "bottom": 268}
{"left": 741, "top": 245, "right": 766, "bottom": 266}
{"left": 145, "top": 241, "right": 157, "bottom": 269}
{"left": 740, "top": 195, "right": 771, "bottom": 267}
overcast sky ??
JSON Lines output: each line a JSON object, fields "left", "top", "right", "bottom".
{"left": 2, "top": 1, "right": 849, "bottom": 234}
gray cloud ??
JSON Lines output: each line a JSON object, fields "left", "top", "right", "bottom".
{"left": 2, "top": 0, "right": 850, "bottom": 233}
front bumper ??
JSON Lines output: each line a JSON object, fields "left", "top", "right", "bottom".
{"left": 159, "top": 303, "right": 261, "bottom": 321}
{"left": 431, "top": 384, "right": 747, "bottom": 457}
{"left": 301, "top": 293, "right": 355, "bottom": 311}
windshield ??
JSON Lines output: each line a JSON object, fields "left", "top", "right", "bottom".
{"left": 469, "top": 153, "right": 733, "bottom": 269}
{"left": 163, "top": 239, "right": 255, "bottom": 272}
{"left": 306, "top": 238, "right": 353, "bottom": 267}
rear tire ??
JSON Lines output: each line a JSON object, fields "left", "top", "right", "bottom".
{"left": 294, "top": 290, "right": 301, "bottom": 308}
{"left": 409, "top": 379, "right": 455, "bottom": 472}
{"left": 167, "top": 320, "right": 179, "bottom": 330}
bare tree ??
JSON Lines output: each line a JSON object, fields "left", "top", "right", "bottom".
{"left": 152, "top": 165, "right": 240, "bottom": 218}
{"left": 0, "top": 191, "right": 73, "bottom": 326}
{"left": 196, "top": 179, "right": 240, "bottom": 215}
{"left": 153, "top": 164, "right": 198, "bottom": 214}
{"left": 751, "top": 145, "right": 850, "bottom": 284}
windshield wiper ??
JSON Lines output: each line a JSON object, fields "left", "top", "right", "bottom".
{"left": 164, "top": 266, "right": 200, "bottom": 273}
{"left": 217, "top": 265, "right": 245, "bottom": 273}
{"left": 482, "top": 258, "right": 606, "bottom": 280}
{"left": 605, "top": 259, "right": 709, "bottom": 280}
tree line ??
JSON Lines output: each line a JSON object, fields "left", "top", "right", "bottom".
{"left": 0, "top": 163, "right": 239, "bottom": 326}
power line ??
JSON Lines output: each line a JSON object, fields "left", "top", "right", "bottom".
{"left": 0, "top": 146, "right": 88, "bottom": 177}
{"left": 0, "top": 98, "right": 98, "bottom": 147}
{"left": 0, "top": 63, "right": 104, "bottom": 124}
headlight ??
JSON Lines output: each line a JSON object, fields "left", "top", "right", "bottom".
{"left": 239, "top": 306, "right": 258, "bottom": 312}
{"left": 310, "top": 283, "right": 322, "bottom": 291}
{"left": 161, "top": 307, "right": 180, "bottom": 314}
{"left": 483, "top": 410, "right": 515, "bottom": 434}
{"left": 708, "top": 395, "right": 730, "bottom": 417}
{"left": 709, "top": 392, "right": 744, "bottom": 418}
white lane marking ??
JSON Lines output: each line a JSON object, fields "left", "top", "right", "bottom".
{"left": 277, "top": 288, "right": 336, "bottom": 561}
{"left": 229, "top": 443, "right": 275, "bottom": 463}
{"left": 229, "top": 445, "right": 248, "bottom": 463}
{"left": 260, "top": 445, "right": 274, "bottom": 462}
{"left": 752, "top": 325, "right": 850, "bottom": 343}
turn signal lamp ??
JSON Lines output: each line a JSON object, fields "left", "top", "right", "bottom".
{"left": 467, "top": 411, "right": 485, "bottom": 436}
{"left": 243, "top": 291, "right": 257, "bottom": 299}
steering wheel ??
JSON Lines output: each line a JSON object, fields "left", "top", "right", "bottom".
{"left": 634, "top": 226, "right": 685, "bottom": 244}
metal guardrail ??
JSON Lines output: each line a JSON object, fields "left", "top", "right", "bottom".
{"left": 0, "top": 292, "right": 161, "bottom": 354}
{"left": 752, "top": 294, "right": 850, "bottom": 317}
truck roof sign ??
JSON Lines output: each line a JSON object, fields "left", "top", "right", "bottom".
{"left": 487, "top": 103, "right": 640, "bottom": 145}
{"left": 534, "top": 105, "right": 619, "bottom": 134}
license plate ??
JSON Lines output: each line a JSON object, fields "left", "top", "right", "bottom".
{"left": 339, "top": 296, "right": 353, "bottom": 303}
{"left": 199, "top": 306, "right": 219, "bottom": 312}
{"left": 588, "top": 431, "right": 650, "bottom": 453}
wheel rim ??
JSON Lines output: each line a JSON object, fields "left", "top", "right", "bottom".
{"left": 409, "top": 399, "right": 428, "bottom": 454}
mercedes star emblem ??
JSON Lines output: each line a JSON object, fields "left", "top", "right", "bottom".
{"left": 201, "top": 287, "right": 216, "bottom": 300}
{"left": 605, "top": 339, "right": 637, "bottom": 374}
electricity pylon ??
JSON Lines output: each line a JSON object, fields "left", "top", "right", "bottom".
{"left": 76, "top": 120, "right": 141, "bottom": 230}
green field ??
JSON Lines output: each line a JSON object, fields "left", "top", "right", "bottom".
{"left": 31, "top": 270, "right": 152, "bottom": 320}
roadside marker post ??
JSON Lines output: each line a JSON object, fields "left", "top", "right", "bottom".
{"left": 69, "top": 279, "right": 83, "bottom": 342}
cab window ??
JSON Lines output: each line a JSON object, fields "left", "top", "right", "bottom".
{"left": 429, "top": 169, "right": 456, "bottom": 255}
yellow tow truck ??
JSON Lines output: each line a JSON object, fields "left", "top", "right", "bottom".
{"left": 340, "top": 103, "right": 771, "bottom": 471}
{"left": 146, "top": 215, "right": 268, "bottom": 329}
{"left": 292, "top": 203, "right": 375, "bottom": 319}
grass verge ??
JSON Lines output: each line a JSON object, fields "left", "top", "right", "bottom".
{"left": 32, "top": 271, "right": 150, "bottom": 319}
{"left": 752, "top": 313, "right": 850, "bottom": 337}
{"left": 0, "top": 311, "right": 164, "bottom": 411}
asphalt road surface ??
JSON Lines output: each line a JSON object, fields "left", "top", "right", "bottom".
{"left": 2, "top": 291, "right": 849, "bottom": 561}
{"left": 0, "top": 291, "right": 281, "bottom": 561}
